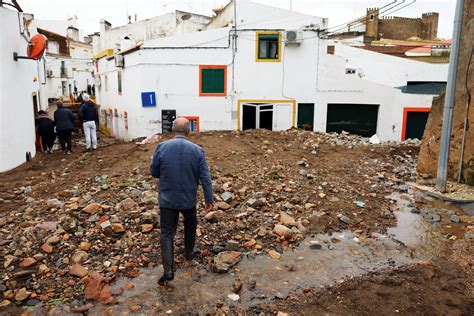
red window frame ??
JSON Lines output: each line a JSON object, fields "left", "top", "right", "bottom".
{"left": 401, "top": 107, "right": 431, "bottom": 141}
{"left": 179, "top": 116, "right": 200, "bottom": 132}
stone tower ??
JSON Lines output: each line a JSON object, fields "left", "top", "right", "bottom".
{"left": 421, "top": 12, "right": 439, "bottom": 40}
{"left": 365, "top": 8, "right": 380, "bottom": 41}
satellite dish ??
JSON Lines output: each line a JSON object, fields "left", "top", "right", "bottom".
{"left": 181, "top": 14, "right": 192, "bottom": 21}
{"left": 27, "top": 34, "right": 47, "bottom": 60}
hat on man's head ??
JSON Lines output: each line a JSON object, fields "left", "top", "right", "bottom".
{"left": 83, "top": 94, "right": 90, "bottom": 102}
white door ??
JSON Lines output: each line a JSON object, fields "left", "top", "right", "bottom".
{"left": 274, "top": 104, "right": 292, "bottom": 131}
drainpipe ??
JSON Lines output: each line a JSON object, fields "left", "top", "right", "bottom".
{"left": 436, "top": 0, "right": 464, "bottom": 192}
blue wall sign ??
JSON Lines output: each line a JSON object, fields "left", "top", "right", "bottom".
{"left": 141, "top": 92, "right": 156, "bottom": 107}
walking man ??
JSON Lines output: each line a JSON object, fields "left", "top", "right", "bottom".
{"left": 79, "top": 94, "right": 98, "bottom": 151}
{"left": 35, "top": 110, "right": 56, "bottom": 153}
{"left": 150, "top": 118, "right": 214, "bottom": 285}
{"left": 54, "top": 101, "right": 75, "bottom": 154}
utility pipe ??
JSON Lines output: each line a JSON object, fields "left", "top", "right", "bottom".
{"left": 436, "top": 0, "right": 465, "bottom": 192}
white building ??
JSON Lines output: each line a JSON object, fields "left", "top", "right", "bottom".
{"left": 0, "top": 3, "right": 43, "bottom": 172}
{"left": 94, "top": 0, "right": 448, "bottom": 142}
{"left": 29, "top": 18, "right": 93, "bottom": 106}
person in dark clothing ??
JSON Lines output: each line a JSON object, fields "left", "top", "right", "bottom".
{"left": 150, "top": 118, "right": 214, "bottom": 285}
{"left": 79, "top": 94, "right": 98, "bottom": 151}
{"left": 54, "top": 101, "right": 75, "bottom": 154}
{"left": 35, "top": 110, "right": 56, "bottom": 153}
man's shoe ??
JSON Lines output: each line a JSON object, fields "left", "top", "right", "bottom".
{"left": 185, "top": 248, "right": 199, "bottom": 260}
{"left": 66, "top": 150, "right": 72, "bottom": 155}
{"left": 159, "top": 240, "right": 174, "bottom": 285}
{"left": 63, "top": 150, "right": 67, "bottom": 155}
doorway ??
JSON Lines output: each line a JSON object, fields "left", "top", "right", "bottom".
{"left": 326, "top": 103, "right": 379, "bottom": 137}
{"left": 241, "top": 102, "right": 293, "bottom": 131}
{"left": 402, "top": 107, "right": 430, "bottom": 140}
{"left": 298, "top": 103, "right": 314, "bottom": 130}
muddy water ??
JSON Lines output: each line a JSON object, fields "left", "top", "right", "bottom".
{"left": 90, "top": 193, "right": 458, "bottom": 315}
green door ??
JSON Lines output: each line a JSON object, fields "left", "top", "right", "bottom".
{"left": 297, "top": 103, "right": 315, "bottom": 130}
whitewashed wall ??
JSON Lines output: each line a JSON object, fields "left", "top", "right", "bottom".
{"left": 95, "top": 2, "right": 446, "bottom": 143}
{"left": 0, "top": 8, "right": 40, "bottom": 172}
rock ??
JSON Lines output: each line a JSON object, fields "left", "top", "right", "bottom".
{"left": 41, "top": 243, "right": 53, "bottom": 254}
{"left": 205, "top": 210, "right": 225, "bottom": 222}
{"left": 47, "top": 199, "right": 64, "bottom": 209}
{"left": 111, "top": 287, "right": 124, "bottom": 296}
{"left": 82, "top": 203, "right": 102, "bottom": 214}
{"left": 232, "top": 279, "right": 243, "bottom": 294}
{"left": 227, "top": 293, "right": 240, "bottom": 301}
{"left": 60, "top": 215, "right": 78, "bottom": 233}
{"left": 69, "top": 264, "right": 89, "bottom": 278}
{"left": 140, "top": 211, "right": 157, "bottom": 225}
{"left": 338, "top": 215, "right": 352, "bottom": 224}
{"left": 72, "top": 251, "right": 89, "bottom": 264}
{"left": 268, "top": 250, "right": 281, "bottom": 260}
{"left": 215, "top": 202, "right": 231, "bottom": 211}
{"left": 221, "top": 192, "right": 234, "bottom": 203}
{"left": 213, "top": 251, "right": 242, "bottom": 273}
{"left": 257, "top": 227, "right": 268, "bottom": 237}
{"left": 226, "top": 240, "right": 240, "bottom": 251}
{"left": 369, "top": 134, "right": 381, "bottom": 144}
{"left": 242, "top": 239, "right": 256, "bottom": 248}
{"left": 304, "top": 203, "right": 315, "bottom": 210}
{"left": 38, "top": 264, "right": 50, "bottom": 274}
{"left": 80, "top": 242, "right": 92, "bottom": 251}
{"left": 84, "top": 272, "right": 111, "bottom": 302}
{"left": 141, "top": 224, "right": 154, "bottom": 233}
{"left": 100, "top": 220, "right": 112, "bottom": 230}
{"left": 450, "top": 215, "right": 461, "bottom": 223}
{"left": 15, "top": 288, "right": 31, "bottom": 302}
{"left": 35, "top": 221, "right": 58, "bottom": 232}
{"left": 111, "top": 223, "right": 125, "bottom": 233}
{"left": 279, "top": 212, "right": 296, "bottom": 226}
{"left": 247, "top": 198, "right": 258, "bottom": 207}
{"left": 273, "top": 224, "right": 293, "bottom": 239}
{"left": 277, "top": 312, "right": 289, "bottom": 316}
{"left": 120, "top": 198, "right": 138, "bottom": 210}
{"left": 141, "top": 190, "right": 158, "bottom": 205}
{"left": 71, "top": 304, "right": 94, "bottom": 313}
{"left": 4, "top": 255, "right": 18, "bottom": 268}
{"left": 46, "top": 235, "right": 62, "bottom": 245}
{"left": 0, "top": 300, "right": 11, "bottom": 307}
{"left": 19, "top": 257, "right": 37, "bottom": 268}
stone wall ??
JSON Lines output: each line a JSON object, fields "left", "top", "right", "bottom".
{"left": 379, "top": 17, "right": 423, "bottom": 40}
{"left": 417, "top": 0, "right": 474, "bottom": 185}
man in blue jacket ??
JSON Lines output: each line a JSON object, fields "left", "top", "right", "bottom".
{"left": 150, "top": 117, "right": 214, "bottom": 285}
{"left": 79, "top": 94, "right": 98, "bottom": 151}
{"left": 54, "top": 101, "right": 75, "bottom": 154}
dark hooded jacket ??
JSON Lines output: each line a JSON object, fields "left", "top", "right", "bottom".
{"left": 54, "top": 107, "right": 75, "bottom": 131}
{"left": 79, "top": 101, "right": 98, "bottom": 122}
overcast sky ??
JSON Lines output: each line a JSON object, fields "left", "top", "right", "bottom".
{"left": 20, "top": 0, "right": 456, "bottom": 38}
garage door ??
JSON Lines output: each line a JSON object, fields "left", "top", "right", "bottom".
{"left": 326, "top": 104, "right": 379, "bottom": 137}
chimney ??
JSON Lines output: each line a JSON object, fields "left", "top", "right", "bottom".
{"left": 67, "top": 26, "right": 79, "bottom": 41}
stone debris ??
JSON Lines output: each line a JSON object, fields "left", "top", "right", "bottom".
{"left": 213, "top": 251, "right": 242, "bottom": 273}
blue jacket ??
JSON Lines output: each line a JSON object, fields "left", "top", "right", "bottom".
{"left": 54, "top": 108, "right": 75, "bottom": 131}
{"left": 150, "top": 135, "right": 214, "bottom": 210}
{"left": 79, "top": 101, "right": 98, "bottom": 122}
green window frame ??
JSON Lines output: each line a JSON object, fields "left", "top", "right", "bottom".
{"left": 199, "top": 65, "right": 227, "bottom": 97}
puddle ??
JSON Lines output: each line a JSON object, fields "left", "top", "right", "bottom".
{"left": 88, "top": 192, "right": 460, "bottom": 314}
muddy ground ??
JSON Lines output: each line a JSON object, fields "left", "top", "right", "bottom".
{"left": 0, "top": 130, "right": 473, "bottom": 315}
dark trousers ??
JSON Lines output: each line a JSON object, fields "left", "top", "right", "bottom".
{"left": 40, "top": 131, "right": 56, "bottom": 152}
{"left": 57, "top": 129, "right": 72, "bottom": 151}
{"left": 160, "top": 207, "right": 197, "bottom": 249}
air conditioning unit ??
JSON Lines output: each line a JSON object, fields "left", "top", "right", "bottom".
{"left": 115, "top": 54, "right": 124, "bottom": 68}
{"left": 46, "top": 70, "right": 53, "bottom": 78}
{"left": 285, "top": 30, "right": 303, "bottom": 45}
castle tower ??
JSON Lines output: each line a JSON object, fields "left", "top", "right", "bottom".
{"left": 365, "top": 8, "right": 380, "bottom": 41}
{"left": 421, "top": 12, "right": 439, "bottom": 40}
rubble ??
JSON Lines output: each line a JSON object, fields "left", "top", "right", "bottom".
{"left": 0, "top": 129, "right": 432, "bottom": 310}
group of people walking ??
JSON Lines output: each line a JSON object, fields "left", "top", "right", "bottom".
{"left": 35, "top": 94, "right": 99, "bottom": 154}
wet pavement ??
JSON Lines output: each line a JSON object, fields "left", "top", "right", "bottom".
{"left": 88, "top": 192, "right": 465, "bottom": 315}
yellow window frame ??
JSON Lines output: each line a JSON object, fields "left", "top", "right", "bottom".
{"left": 255, "top": 31, "right": 282, "bottom": 63}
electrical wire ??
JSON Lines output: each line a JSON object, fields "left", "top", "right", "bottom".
{"left": 328, "top": 0, "right": 417, "bottom": 35}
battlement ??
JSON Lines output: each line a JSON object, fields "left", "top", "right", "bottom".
{"left": 367, "top": 7, "right": 379, "bottom": 12}
{"left": 422, "top": 12, "right": 439, "bottom": 18}
{"left": 381, "top": 16, "right": 422, "bottom": 21}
